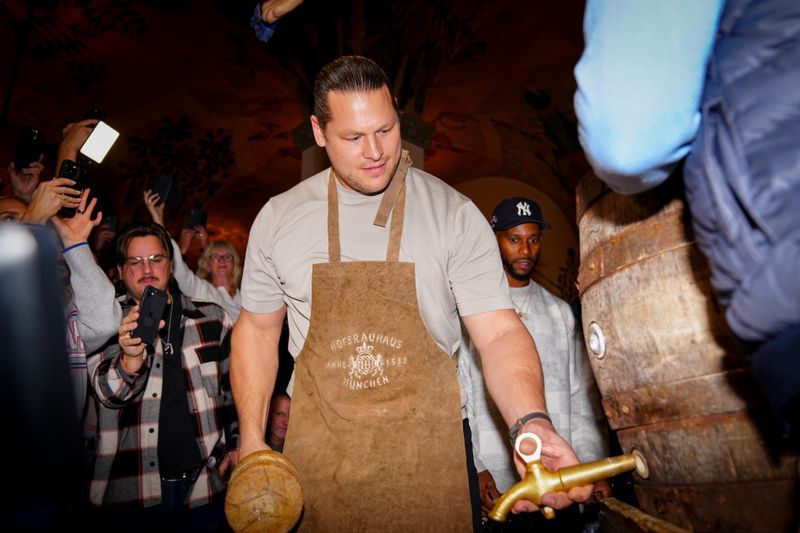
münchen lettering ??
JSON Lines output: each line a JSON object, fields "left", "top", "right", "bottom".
{"left": 342, "top": 375, "right": 390, "bottom": 390}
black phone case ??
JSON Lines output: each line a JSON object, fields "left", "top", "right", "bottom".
{"left": 132, "top": 286, "right": 168, "bottom": 345}
{"left": 57, "top": 160, "right": 88, "bottom": 219}
{"left": 153, "top": 175, "right": 183, "bottom": 211}
{"left": 186, "top": 209, "right": 207, "bottom": 229}
{"left": 13, "top": 128, "right": 43, "bottom": 170}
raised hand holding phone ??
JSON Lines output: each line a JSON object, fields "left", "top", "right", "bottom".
{"left": 119, "top": 308, "right": 148, "bottom": 373}
{"left": 131, "top": 286, "right": 168, "bottom": 345}
{"left": 51, "top": 189, "right": 102, "bottom": 248}
{"left": 143, "top": 190, "right": 165, "bottom": 226}
{"left": 13, "top": 127, "right": 44, "bottom": 171}
{"left": 21, "top": 177, "right": 81, "bottom": 224}
{"left": 119, "top": 289, "right": 167, "bottom": 373}
{"left": 56, "top": 160, "right": 88, "bottom": 218}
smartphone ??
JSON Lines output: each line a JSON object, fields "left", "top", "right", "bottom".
{"left": 13, "top": 127, "right": 43, "bottom": 170}
{"left": 153, "top": 174, "right": 183, "bottom": 211}
{"left": 132, "top": 286, "right": 168, "bottom": 345}
{"left": 57, "top": 160, "right": 88, "bottom": 219}
{"left": 83, "top": 108, "right": 106, "bottom": 122}
{"left": 186, "top": 208, "right": 207, "bottom": 229}
{"left": 79, "top": 121, "right": 119, "bottom": 163}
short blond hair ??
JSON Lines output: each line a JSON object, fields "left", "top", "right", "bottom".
{"left": 196, "top": 240, "right": 241, "bottom": 290}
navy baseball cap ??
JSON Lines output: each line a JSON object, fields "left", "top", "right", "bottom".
{"left": 490, "top": 197, "right": 551, "bottom": 231}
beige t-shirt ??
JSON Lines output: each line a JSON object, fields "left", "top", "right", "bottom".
{"left": 241, "top": 166, "right": 511, "bottom": 359}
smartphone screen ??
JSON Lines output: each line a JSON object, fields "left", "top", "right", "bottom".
{"left": 132, "top": 286, "right": 168, "bottom": 345}
{"left": 79, "top": 121, "right": 119, "bottom": 163}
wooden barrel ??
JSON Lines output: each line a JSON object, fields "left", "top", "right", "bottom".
{"left": 576, "top": 174, "right": 798, "bottom": 532}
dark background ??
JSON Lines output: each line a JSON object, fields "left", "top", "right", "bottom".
{"left": 0, "top": 0, "right": 588, "bottom": 298}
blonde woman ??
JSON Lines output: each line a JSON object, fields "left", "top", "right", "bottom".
{"left": 144, "top": 190, "right": 242, "bottom": 321}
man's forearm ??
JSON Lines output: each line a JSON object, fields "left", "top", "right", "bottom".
{"left": 465, "top": 310, "right": 589, "bottom": 504}
{"left": 231, "top": 311, "right": 282, "bottom": 452}
{"left": 465, "top": 310, "right": 548, "bottom": 428}
{"left": 481, "top": 324, "right": 547, "bottom": 427}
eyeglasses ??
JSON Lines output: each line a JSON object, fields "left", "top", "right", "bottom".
{"left": 210, "top": 253, "right": 234, "bottom": 263}
{"left": 124, "top": 253, "right": 168, "bottom": 269}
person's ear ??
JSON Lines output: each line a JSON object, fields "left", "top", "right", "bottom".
{"left": 310, "top": 115, "right": 327, "bottom": 148}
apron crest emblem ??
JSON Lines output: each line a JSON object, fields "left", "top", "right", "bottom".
{"left": 349, "top": 341, "right": 385, "bottom": 378}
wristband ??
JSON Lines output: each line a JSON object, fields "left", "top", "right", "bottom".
{"left": 62, "top": 241, "right": 89, "bottom": 254}
{"left": 508, "top": 411, "right": 552, "bottom": 446}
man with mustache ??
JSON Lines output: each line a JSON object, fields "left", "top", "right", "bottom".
{"left": 87, "top": 222, "right": 238, "bottom": 531}
{"left": 459, "top": 197, "right": 610, "bottom": 529}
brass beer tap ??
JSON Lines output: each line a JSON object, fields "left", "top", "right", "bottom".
{"left": 489, "top": 432, "right": 649, "bottom": 522}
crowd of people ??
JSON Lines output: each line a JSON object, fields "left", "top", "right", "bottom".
{"left": 3, "top": 0, "right": 796, "bottom": 529}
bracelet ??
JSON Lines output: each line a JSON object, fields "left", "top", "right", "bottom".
{"left": 508, "top": 411, "right": 552, "bottom": 446}
{"left": 62, "top": 241, "right": 89, "bottom": 254}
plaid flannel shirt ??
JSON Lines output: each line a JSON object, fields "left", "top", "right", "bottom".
{"left": 87, "top": 292, "right": 237, "bottom": 508}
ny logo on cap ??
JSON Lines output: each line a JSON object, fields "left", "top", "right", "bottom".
{"left": 516, "top": 201, "right": 531, "bottom": 217}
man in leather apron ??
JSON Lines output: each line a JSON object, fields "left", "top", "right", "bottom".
{"left": 232, "top": 56, "right": 592, "bottom": 531}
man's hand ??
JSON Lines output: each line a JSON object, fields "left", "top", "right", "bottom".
{"left": 143, "top": 190, "right": 165, "bottom": 226}
{"left": 218, "top": 449, "right": 240, "bottom": 477}
{"left": 511, "top": 419, "right": 593, "bottom": 513}
{"left": 478, "top": 470, "right": 501, "bottom": 517}
{"left": 194, "top": 224, "right": 209, "bottom": 249}
{"left": 21, "top": 177, "right": 81, "bottom": 224}
{"left": 179, "top": 228, "right": 194, "bottom": 255}
{"left": 117, "top": 307, "right": 164, "bottom": 373}
{"left": 58, "top": 119, "right": 98, "bottom": 165}
{"left": 260, "top": 0, "right": 304, "bottom": 23}
{"left": 51, "top": 189, "right": 101, "bottom": 247}
{"left": 179, "top": 225, "right": 208, "bottom": 254}
{"left": 8, "top": 156, "right": 44, "bottom": 202}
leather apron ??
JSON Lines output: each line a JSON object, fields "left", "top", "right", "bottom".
{"left": 283, "top": 157, "right": 473, "bottom": 531}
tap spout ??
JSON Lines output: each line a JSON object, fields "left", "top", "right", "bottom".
{"left": 489, "top": 450, "right": 647, "bottom": 522}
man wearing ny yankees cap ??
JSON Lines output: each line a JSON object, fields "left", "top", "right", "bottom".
{"left": 459, "top": 196, "right": 610, "bottom": 527}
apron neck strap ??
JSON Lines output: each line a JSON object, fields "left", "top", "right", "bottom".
{"left": 327, "top": 150, "right": 411, "bottom": 263}
{"left": 327, "top": 169, "right": 342, "bottom": 263}
{"left": 385, "top": 175, "right": 406, "bottom": 262}
{"left": 373, "top": 150, "right": 411, "bottom": 228}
